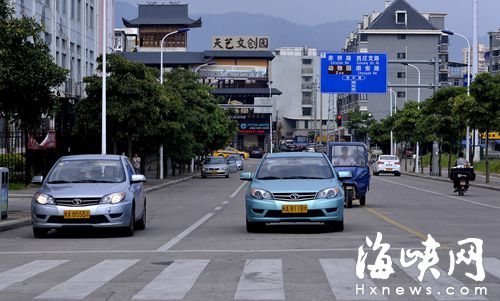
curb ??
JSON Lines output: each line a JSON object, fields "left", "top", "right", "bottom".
{"left": 0, "top": 175, "right": 196, "bottom": 233}
{"left": 402, "top": 172, "right": 500, "bottom": 192}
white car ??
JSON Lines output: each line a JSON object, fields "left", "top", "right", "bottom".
{"left": 373, "top": 155, "right": 401, "bottom": 176}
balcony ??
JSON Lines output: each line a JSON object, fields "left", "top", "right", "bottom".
{"left": 438, "top": 44, "right": 448, "bottom": 53}
{"left": 301, "top": 83, "right": 314, "bottom": 90}
{"left": 302, "top": 97, "right": 312, "bottom": 105}
{"left": 301, "top": 67, "right": 314, "bottom": 74}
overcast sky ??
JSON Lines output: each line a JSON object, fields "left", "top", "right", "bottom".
{"left": 125, "top": 0, "right": 499, "bottom": 38}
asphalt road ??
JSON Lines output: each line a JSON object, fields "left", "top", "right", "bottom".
{"left": 0, "top": 158, "right": 499, "bottom": 301}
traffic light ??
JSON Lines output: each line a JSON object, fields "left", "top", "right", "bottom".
{"left": 336, "top": 114, "right": 342, "bottom": 127}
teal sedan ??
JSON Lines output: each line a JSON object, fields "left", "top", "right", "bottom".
{"left": 240, "top": 152, "right": 344, "bottom": 232}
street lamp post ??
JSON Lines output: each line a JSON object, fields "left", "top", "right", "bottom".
{"left": 101, "top": 0, "right": 107, "bottom": 154}
{"left": 402, "top": 62, "right": 421, "bottom": 173}
{"left": 268, "top": 81, "right": 273, "bottom": 154}
{"left": 159, "top": 28, "right": 190, "bottom": 179}
{"left": 194, "top": 61, "right": 216, "bottom": 74}
{"left": 442, "top": 29, "right": 472, "bottom": 163}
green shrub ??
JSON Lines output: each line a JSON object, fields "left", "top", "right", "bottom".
{"left": 0, "top": 153, "right": 26, "bottom": 172}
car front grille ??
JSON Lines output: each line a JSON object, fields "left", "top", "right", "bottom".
{"left": 272, "top": 192, "right": 317, "bottom": 201}
{"left": 54, "top": 198, "right": 100, "bottom": 206}
{"left": 265, "top": 209, "right": 325, "bottom": 218}
{"left": 47, "top": 215, "right": 110, "bottom": 224}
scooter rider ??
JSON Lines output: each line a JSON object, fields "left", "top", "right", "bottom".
{"left": 453, "top": 152, "right": 468, "bottom": 192}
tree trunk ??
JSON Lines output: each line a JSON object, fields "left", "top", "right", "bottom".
{"left": 431, "top": 141, "right": 439, "bottom": 176}
{"left": 404, "top": 142, "right": 408, "bottom": 172}
{"left": 113, "top": 140, "right": 117, "bottom": 155}
{"left": 485, "top": 130, "right": 490, "bottom": 183}
{"left": 429, "top": 147, "right": 433, "bottom": 175}
{"left": 438, "top": 143, "right": 442, "bottom": 177}
{"left": 447, "top": 148, "right": 452, "bottom": 179}
{"left": 127, "top": 137, "right": 133, "bottom": 158}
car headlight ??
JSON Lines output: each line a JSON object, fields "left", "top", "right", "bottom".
{"left": 34, "top": 193, "right": 55, "bottom": 205}
{"left": 100, "top": 192, "right": 126, "bottom": 204}
{"left": 316, "top": 187, "right": 340, "bottom": 199}
{"left": 220, "top": 166, "right": 226, "bottom": 170}
{"left": 250, "top": 188, "right": 273, "bottom": 200}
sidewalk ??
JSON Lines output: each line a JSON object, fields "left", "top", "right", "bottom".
{"left": 401, "top": 164, "right": 500, "bottom": 191}
{"left": 0, "top": 172, "right": 198, "bottom": 232}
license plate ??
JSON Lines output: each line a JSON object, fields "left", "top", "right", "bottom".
{"left": 63, "top": 210, "right": 90, "bottom": 219}
{"left": 385, "top": 168, "right": 393, "bottom": 171}
{"left": 282, "top": 205, "right": 308, "bottom": 213}
{"left": 210, "top": 170, "right": 218, "bottom": 174}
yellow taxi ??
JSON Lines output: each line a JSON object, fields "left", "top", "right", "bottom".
{"left": 212, "top": 146, "right": 250, "bottom": 159}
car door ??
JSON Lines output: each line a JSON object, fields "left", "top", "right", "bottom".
{"left": 124, "top": 158, "right": 144, "bottom": 218}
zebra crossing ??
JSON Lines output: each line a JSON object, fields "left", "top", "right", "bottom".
{"left": 0, "top": 257, "right": 496, "bottom": 300}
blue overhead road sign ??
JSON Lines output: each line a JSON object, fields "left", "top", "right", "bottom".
{"left": 320, "top": 52, "right": 387, "bottom": 94}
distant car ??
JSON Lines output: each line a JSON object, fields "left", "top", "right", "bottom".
{"left": 240, "top": 152, "right": 344, "bottom": 232}
{"left": 30, "top": 154, "right": 147, "bottom": 238}
{"left": 285, "top": 143, "right": 298, "bottom": 152}
{"left": 202, "top": 156, "right": 230, "bottom": 178}
{"left": 227, "top": 154, "right": 244, "bottom": 171}
{"left": 213, "top": 147, "right": 250, "bottom": 159}
{"left": 404, "top": 148, "right": 414, "bottom": 158}
{"left": 306, "top": 143, "right": 316, "bottom": 152}
{"left": 248, "top": 146, "right": 264, "bottom": 158}
{"left": 373, "top": 155, "right": 401, "bottom": 176}
{"left": 370, "top": 147, "right": 383, "bottom": 157}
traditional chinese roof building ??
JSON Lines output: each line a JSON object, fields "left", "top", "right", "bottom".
{"left": 122, "top": 4, "right": 201, "bottom": 52}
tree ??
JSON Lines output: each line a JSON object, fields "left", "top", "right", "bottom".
{"left": 368, "top": 116, "right": 393, "bottom": 153}
{"left": 420, "top": 87, "right": 467, "bottom": 176}
{"left": 75, "top": 54, "right": 172, "bottom": 156}
{"left": 0, "top": 0, "right": 68, "bottom": 130}
{"left": 453, "top": 73, "right": 500, "bottom": 183}
{"left": 345, "top": 108, "right": 374, "bottom": 143}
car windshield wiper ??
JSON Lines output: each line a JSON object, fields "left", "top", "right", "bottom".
{"left": 47, "top": 180, "right": 73, "bottom": 184}
{"left": 256, "top": 176, "right": 282, "bottom": 180}
{"left": 71, "top": 179, "right": 116, "bottom": 183}
{"left": 282, "top": 176, "right": 325, "bottom": 179}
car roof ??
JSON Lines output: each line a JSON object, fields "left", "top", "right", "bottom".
{"left": 328, "top": 142, "right": 367, "bottom": 147}
{"left": 265, "top": 152, "right": 325, "bottom": 159}
{"left": 60, "top": 154, "right": 122, "bottom": 161}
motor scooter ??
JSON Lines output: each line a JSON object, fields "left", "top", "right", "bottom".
{"left": 450, "top": 166, "right": 475, "bottom": 196}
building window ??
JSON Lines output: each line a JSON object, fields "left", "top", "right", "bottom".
{"left": 397, "top": 52, "right": 406, "bottom": 59}
{"left": 441, "top": 35, "right": 448, "bottom": 44}
{"left": 302, "top": 108, "right": 312, "bottom": 116}
{"left": 397, "top": 72, "right": 406, "bottom": 78}
{"left": 453, "top": 79, "right": 460, "bottom": 86}
{"left": 396, "top": 11, "right": 407, "bottom": 24}
{"left": 439, "top": 73, "right": 448, "bottom": 82}
{"left": 359, "top": 94, "right": 368, "bottom": 100}
{"left": 304, "top": 120, "right": 309, "bottom": 129}
{"left": 360, "top": 34, "right": 368, "bottom": 42}
{"left": 322, "top": 120, "right": 327, "bottom": 126}
{"left": 397, "top": 34, "right": 406, "bottom": 40}
{"left": 302, "top": 59, "right": 312, "bottom": 65}
{"left": 397, "top": 91, "right": 405, "bottom": 98}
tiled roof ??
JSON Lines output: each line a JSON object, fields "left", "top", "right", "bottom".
{"left": 367, "top": 0, "right": 437, "bottom": 30}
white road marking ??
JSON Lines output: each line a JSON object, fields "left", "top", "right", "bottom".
{"left": 230, "top": 182, "right": 247, "bottom": 198}
{"left": 35, "top": 259, "right": 139, "bottom": 300}
{"left": 395, "top": 259, "right": 486, "bottom": 300}
{"left": 214, "top": 207, "right": 222, "bottom": 211}
{"left": 222, "top": 201, "right": 229, "bottom": 205}
{"left": 0, "top": 247, "right": 426, "bottom": 255}
{"left": 133, "top": 259, "right": 209, "bottom": 300}
{"left": 320, "top": 258, "right": 388, "bottom": 300}
{"left": 156, "top": 213, "right": 214, "bottom": 251}
{"left": 234, "top": 259, "right": 285, "bottom": 300}
{"left": 0, "top": 260, "right": 67, "bottom": 291}
{"left": 483, "top": 257, "right": 500, "bottom": 280}
{"left": 375, "top": 177, "right": 500, "bottom": 210}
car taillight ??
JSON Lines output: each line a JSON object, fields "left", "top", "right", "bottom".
{"left": 394, "top": 162, "right": 400, "bottom": 165}
{"left": 377, "top": 161, "right": 384, "bottom": 164}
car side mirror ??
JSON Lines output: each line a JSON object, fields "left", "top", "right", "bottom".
{"left": 31, "top": 176, "right": 43, "bottom": 184}
{"left": 240, "top": 172, "right": 252, "bottom": 181}
{"left": 131, "top": 174, "right": 147, "bottom": 183}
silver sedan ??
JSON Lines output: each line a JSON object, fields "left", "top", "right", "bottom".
{"left": 31, "top": 154, "right": 147, "bottom": 238}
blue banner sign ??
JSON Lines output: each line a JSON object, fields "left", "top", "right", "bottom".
{"left": 321, "top": 52, "right": 387, "bottom": 94}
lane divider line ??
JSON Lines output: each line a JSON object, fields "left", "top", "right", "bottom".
{"left": 230, "top": 182, "right": 248, "bottom": 198}
{"left": 156, "top": 213, "right": 214, "bottom": 252}
{"left": 374, "top": 177, "right": 500, "bottom": 210}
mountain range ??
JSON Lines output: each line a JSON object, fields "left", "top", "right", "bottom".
{"left": 115, "top": 1, "right": 483, "bottom": 60}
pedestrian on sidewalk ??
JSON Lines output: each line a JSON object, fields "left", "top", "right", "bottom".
{"left": 133, "top": 154, "right": 141, "bottom": 174}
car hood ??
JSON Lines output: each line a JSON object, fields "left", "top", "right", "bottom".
{"left": 40, "top": 182, "right": 129, "bottom": 198}
{"left": 250, "top": 178, "right": 339, "bottom": 193}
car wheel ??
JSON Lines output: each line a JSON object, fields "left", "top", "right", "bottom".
{"left": 219, "top": 154, "right": 224, "bottom": 157}
{"left": 345, "top": 189, "right": 353, "bottom": 208}
{"left": 246, "top": 219, "right": 264, "bottom": 233}
{"left": 359, "top": 195, "right": 366, "bottom": 206}
{"left": 373, "top": 170, "right": 378, "bottom": 176}
{"left": 395, "top": 172, "right": 401, "bottom": 176}
{"left": 135, "top": 200, "right": 146, "bottom": 230}
{"left": 325, "top": 220, "right": 344, "bottom": 232}
{"left": 33, "top": 228, "right": 48, "bottom": 238}
{"left": 201, "top": 174, "right": 207, "bottom": 178}
{"left": 123, "top": 205, "right": 135, "bottom": 237}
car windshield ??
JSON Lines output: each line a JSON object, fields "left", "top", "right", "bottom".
{"left": 47, "top": 159, "right": 126, "bottom": 183}
{"left": 204, "top": 157, "right": 226, "bottom": 164}
{"left": 255, "top": 157, "right": 334, "bottom": 180}
{"left": 331, "top": 145, "right": 366, "bottom": 166}
{"left": 380, "top": 155, "right": 398, "bottom": 161}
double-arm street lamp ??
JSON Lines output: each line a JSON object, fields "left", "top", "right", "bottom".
{"left": 442, "top": 29, "right": 472, "bottom": 162}
{"left": 158, "top": 28, "right": 190, "bottom": 179}
{"left": 401, "top": 62, "right": 421, "bottom": 173}
{"left": 268, "top": 81, "right": 273, "bottom": 154}
{"left": 194, "top": 61, "right": 216, "bottom": 74}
